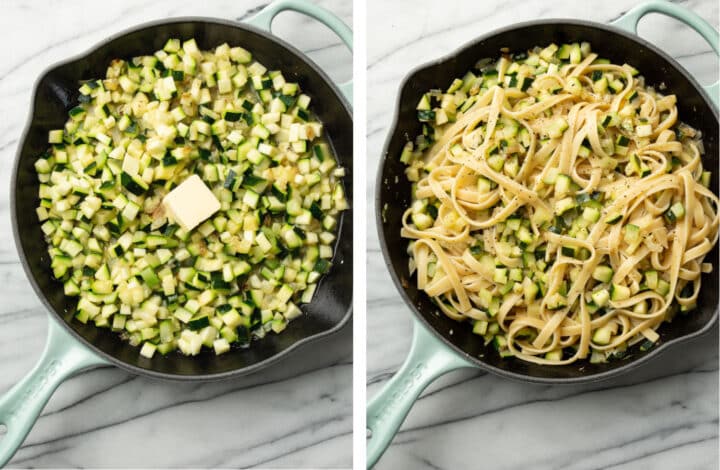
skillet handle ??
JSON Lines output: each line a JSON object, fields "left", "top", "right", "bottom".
{"left": 0, "top": 317, "right": 108, "bottom": 466}
{"left": 610, "top": 0, "right": 719, "bottom": 107}
{"left": 244, "top": 0, "right": 353, "bottom": 104}
{"left": 366, "top": 320, "right": 473, "bottom": 468}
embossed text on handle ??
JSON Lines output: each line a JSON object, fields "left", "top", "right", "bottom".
{"left": 371, "top": 362, "right": 426, "bottom": 424}
{"left": 7, "top": 359, "right": 61, "bottom": 419}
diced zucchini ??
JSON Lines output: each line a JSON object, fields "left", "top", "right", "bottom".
{"left": 523, "top": 278, "right": 539, "bottom": 304}
{"left": 592, "top": 265, "right": 614, "bottom": 283}
{"left": 605, "top": 213, "right": 622, "bottom": 225}
{"left": 623, "top": 224, "right": 640, "bottom": 245}
{"left": 547, "top": 118, "right": 568, "bottom": 139}
{"left": 656, "top": 279, "right": 671, "bottom": 296}
{"left": 592, "top": 326, "right": 613, "bottom": 345}
{"left": 591, "top": 289, "right": 610, "bottom": 308}
{"left": 33, "top": 38, "right": 347, "bottom": 359}
{"left": 545, "top": 350, "right": 562, "bottom": 361}
{"left": 494, "top": 268, "right": 508, "bottom": 284}
{"left": 555, "top": 174, "right": 572, "bottom": 197}
{"left": 545, "top": 293, "right": 567, "bottom": 310}
{"left": 669, "top": 202, "right": 685, "bottom": 220}
{"left": 644, "top": 270, "right": 659, "bottom": 291}
{"left": 472, "top": 320, "right": 489, "bottom": 335}
{"left": 554, "top": 197, "right": 577, "bottom": 215}
{"left": 610, "top": 283, "right": 631, "bottom": 301}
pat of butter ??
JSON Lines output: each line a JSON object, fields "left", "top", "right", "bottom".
{"left": 162, "top": 175, "right": 220, "bottom": 231}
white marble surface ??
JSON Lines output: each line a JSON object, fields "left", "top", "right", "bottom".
{"left": 366, "top": 1, "right": 719, "bottom": 469}
{"left": 0, "top": 0, "right": 352, "bottom": 468}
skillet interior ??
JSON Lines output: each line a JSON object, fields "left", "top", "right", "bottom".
{"left": 13, "top": 18, "right": 353, "bottom": 379}
{"left": 378, "top": 20, "right": 718, "bottom": 382}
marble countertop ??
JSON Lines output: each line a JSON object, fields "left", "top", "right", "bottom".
{"left": 0, "top": 0, "right": 352, "bottom": 468}
{"left": 366, "top": 1, "right": 719, "bottom": 469}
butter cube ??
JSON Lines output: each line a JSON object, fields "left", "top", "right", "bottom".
{"left": 162, "top": 175, "right": 220, "bottom": 231}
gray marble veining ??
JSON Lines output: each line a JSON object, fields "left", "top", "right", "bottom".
{"left": 0, "top": 0, "right": 352, "bottom": 468}
{"left": 366, "top": 1, "right": 719, "bottom": 469}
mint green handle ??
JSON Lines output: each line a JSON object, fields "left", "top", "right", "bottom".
{"left": 611, "top": 0, "right": 719, "bottom": 107}
{"left": 366, "top": 320, "right": 474, "bottom": 468}
{"left": 245, "top": 0, "right": 353, "bottom": 104}
{"left": 0, "top": 318, "right": 108, "bottom": 466}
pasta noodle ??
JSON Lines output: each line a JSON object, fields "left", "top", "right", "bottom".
{"left": 400, "top": 42, "right": 719, "bottom": 365}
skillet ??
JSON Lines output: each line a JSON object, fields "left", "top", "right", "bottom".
{"left": 367, "top": 1, "right": 719, "bottom": 466}
{"left": 0, "top": 0, "right": 353, "bottom": 465}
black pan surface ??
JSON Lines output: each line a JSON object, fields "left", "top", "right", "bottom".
{"left": 12, "top": 17, "right": 353, "bottom": 380}
{"left": 377, "top": 20, "right": 718, "bottom": 383}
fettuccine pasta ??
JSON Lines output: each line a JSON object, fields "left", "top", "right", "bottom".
{"left": 400, "top": 42, "right": 719, "bottom": 365}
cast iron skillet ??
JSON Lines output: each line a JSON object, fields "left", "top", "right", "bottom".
{"left": 367, "top": 1, "right": 718, "bottom": 467}
{"left": 0, "top": 0, "right": 352, "bottom": 465}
